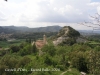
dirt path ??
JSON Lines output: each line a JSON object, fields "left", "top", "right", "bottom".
{"left": 60, "top": 71, "right": 68, "bottom": 75}
{"left": 60, "top": 69, "right": 71, "bottom": 75}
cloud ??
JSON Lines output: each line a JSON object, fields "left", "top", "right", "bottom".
{"left": 0, "top": 11, "right": 7, "bottom": 21}
{"left": 19, "top": 0, "right": 91, "bottom": 23}
{"left": 0, "top": 0, "right": 100, "bottom": 29}
{"left": 97, "top": 6, "right": 100, "bottom": 14}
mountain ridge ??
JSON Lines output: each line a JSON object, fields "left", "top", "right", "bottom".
{"left": 0, "top": 25, "right": 100, "bottom": 34}
{"left": 1, "top": 25, "right": 62, "bottom": 32}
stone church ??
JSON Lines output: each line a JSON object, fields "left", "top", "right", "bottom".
{"left": 32, "top": 35, "right": 47, "bottom": 49}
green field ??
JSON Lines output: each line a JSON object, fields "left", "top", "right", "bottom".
{"left": 88, "top": 41, "right": 100, "bottom": 45}
{"left": 0, "top": 39, "right": 25, "bottom": 48}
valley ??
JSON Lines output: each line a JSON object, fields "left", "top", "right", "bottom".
{"left": 0, "top": 26, "right": 100, "bottom": 75}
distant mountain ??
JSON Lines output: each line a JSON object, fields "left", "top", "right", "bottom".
{"left": 30, "top": 25, "right": 62, "bottom": 32}
{"left": 2, "top": 26, "right": 29, "bottom": 32}
{"left": 1, "top": 25, "right": 100, "bottom": 34}
{"left": 1, "top": 25, "right": 62, "bottom": 32}
{"left": 0, "top": 26, "right": 15, "bottom": 34}
{"left": 78, "top": 30, "right": 100, "bottom": 36}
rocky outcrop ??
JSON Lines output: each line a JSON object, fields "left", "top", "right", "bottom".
{"left": 53, "top": 36, "right": 69, "bottom": 46}
{"left": 53, "top": 26, "right": 80, "bottom": 46}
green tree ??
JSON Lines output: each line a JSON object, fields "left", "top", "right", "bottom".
{"left": 19, "top": 44, "right": 32, "bottom": 56}
{"left": 42, "top": 45, "right": 56, "bottom": 56}
{"left": 17, "top": 56, "right": 31, "bottom": 67}
{"left": 10, "top": 45, "right": 20, "bottom": 53}
{"left": 70, "top": 51, "right": 88, "bottom": 72}
{"left": 44, "top": 55, "right": 52, "bottom": 65}
{"left": 32, "top": 43, "right": 38, "bottom": 54}
{"left": 86, "top": 50, "right": 100, "bottom": 75}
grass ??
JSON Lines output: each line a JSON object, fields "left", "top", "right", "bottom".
{"left": 0, "top": 39, "right": 25, "bottom": 48}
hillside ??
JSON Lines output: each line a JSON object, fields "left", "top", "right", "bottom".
{"left": 2, "top": 26, "right": 30, "bottom": 32}
{"left": 1, "top": 25, "right": 100, "bottom": 33}
{"left": 57, "top": 26, "right": 80, "bottom": 37}
{"left": 30, "top": 25, "right": 61, "bottom": 32}
{"left": 0, "top": 26, "right": 100, "bottom": 75}
{"left": 2, "top": 25, "right": 62, "bottom": 32}
{"left": 53, "top": 26, "right": 80, "bottom": 46}
{"left": 0, "top": 26, "right": 15, "bottom": 34}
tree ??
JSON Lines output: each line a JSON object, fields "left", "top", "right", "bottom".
{"left": 80, "top": 13, "right": 100, "bottom": 33}
{"left": 5, "top": 0, "right": 7, "bottom": 1}
{"left": 25, "top": 38, "right": 28, "bottom": 43}
{"left": 44, "top": 55, "right": 52, "bottom": 65}
{"left": 42, "top": 45, "right": 56, "bottom": 56}
{"left": 0, "top": 55, "right": 19, "bottom": 75}
{"left": 19, "top": 44, "right": 32, "bottom": 56}
{"left": 17, "top": 56, "right": 31, "bottom": 67}
{"left": 86, "top": 50, "right": 100, "bottom": 75}
{"left": 59, "top": 38, "right": 76, "bottom": 46}
{"left": 32, "top": 43, "right": 38, "bottom": 54}
{"left": 70, "top": 51, "right": 88, "bottom": 73}
{"left": 10, "top": 45, "right": 20, "bottom": 53}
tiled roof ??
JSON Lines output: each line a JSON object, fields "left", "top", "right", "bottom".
{"left": 35, "top": 40, "right": 45, "bottom": 49}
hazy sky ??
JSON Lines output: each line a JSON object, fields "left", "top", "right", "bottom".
{"left": 0, "top": 0, "right": 100, "bottom": 30}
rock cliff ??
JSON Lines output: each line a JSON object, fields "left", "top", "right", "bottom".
{"left": 53, "top": 26, "right": 80, "bottom": 46}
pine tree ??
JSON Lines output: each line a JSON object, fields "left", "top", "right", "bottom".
{"left": 32, "top": 43, "right": 37, "bottom": 54}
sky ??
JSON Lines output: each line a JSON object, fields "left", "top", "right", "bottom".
{"left": 0, "top": 0, "right": 100, "bottom": 30}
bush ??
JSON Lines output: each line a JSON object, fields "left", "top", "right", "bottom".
{"left": 17, "top": 56, "right": 31, "bottom": 68}
{"left": 44, "top": 55, "right": 53, "bottom": 65}
{"left": 10, "top": 45, "right": 20, "bottom": 53}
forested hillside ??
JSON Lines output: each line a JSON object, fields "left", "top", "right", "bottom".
{"left": 0, "top": 26, "right": 15, "bottom": 34}
{"left": 1, "top": 25, "right": 62, "bottom": 32}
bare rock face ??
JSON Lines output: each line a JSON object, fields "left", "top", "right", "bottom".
{"left": 53, "top": 26, "right": 80, "bottom": 46}
{"left": 53, "top": 37, "right": 69, "bottom": 46}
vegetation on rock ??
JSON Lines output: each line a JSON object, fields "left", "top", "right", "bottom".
{"left": 53, "top": 26, "right": 80, "bottom": 46}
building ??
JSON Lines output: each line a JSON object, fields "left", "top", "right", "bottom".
{"left": 32, "top": 35, "right": 47, "bottom": 49}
